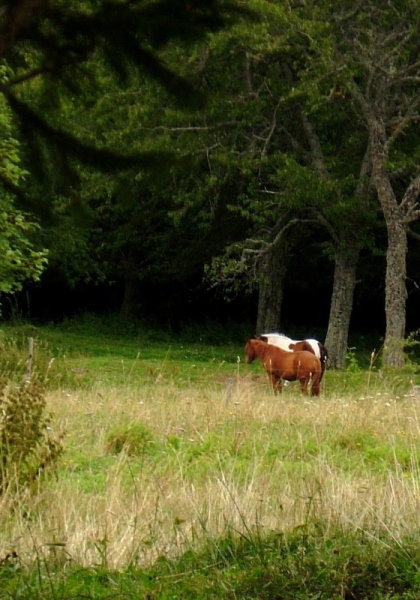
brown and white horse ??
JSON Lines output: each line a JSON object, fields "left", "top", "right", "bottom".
{"left": 257, "top": 333, "right": 328, "bottom": 380}
{"left": 245, "top": 338, "right": 322, "bottom": 396}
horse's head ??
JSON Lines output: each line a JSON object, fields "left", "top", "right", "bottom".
{"left": 244, "top": 339, "right": 257, "bottom": 363}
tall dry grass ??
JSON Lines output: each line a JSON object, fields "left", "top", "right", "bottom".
{"left": 1, "top": 373, "right": 420, "bottom": 569}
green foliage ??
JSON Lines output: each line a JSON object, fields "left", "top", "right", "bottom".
{"left": 0, "top": 0, "right": 256, "bottom": 304}
{"left": 0, "top": 205, "right": 48, "bottom": 294}
{"left": 0, "top": 378, "right": 63, "bottom": 496}
{"left": 404, "top": 329, "right": 420, "bottom": 353}
{"left": 345, "top": 347, "right": 361, "bottom": 373}
{"left": 1, "top": 0, "right": 253, "bottom": 180}
{"left": 0, "top": 84, "right": 48, "bottom": 296}
{"left": 0, "top": 76, "right": 28, "bottom": 188}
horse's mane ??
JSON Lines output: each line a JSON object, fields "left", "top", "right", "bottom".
{"left": 256, "top": 335, "right": 268, "bottom": 342}
{"left": 256, "top": 332, "right": 290, "bottom": 341}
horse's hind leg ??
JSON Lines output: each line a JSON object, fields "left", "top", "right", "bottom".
{"left": 311, "top": 377, "right": 321, "bottom": 396}
{"left": 270, "top": 374, "right": 282, "bottom": 394}
{"left": 299, "top": 378, "right": 309, "bottom": 395}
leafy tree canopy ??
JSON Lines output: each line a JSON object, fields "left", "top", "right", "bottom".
{"left": 0, "top": 0, "right": 253, "bottom": 179}
{"left": 0, "top": 72, "right": 46, "bottom": 296}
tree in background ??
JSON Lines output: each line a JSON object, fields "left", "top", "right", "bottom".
{"left": 0, "top": 0, "right": 250, "bottom": 179}
{"left": 0, "top": 0, "right": 253, "bottom": 315}
{"left": 0, "top": 72, "right": 47, "bottom": 299}
{"left": 185, "top": 1, "right": 380, "bottom": 366}
{"left": 1, "top": 0, "right": 419, "bottom": 369}
{"left": 330, "top": 0, "right": 420, "bottom": 366}
{"left": 195, "top": 0, "right": 420, "bottom": 366}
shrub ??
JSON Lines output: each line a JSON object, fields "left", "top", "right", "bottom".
{"left": 0, "top": 378, "right": 64, "bottom": 496}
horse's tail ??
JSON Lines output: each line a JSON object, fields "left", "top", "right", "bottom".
{"left": 310, "top": 359, "right": 322, "bottom": 396}
{"left": 319, "top": 344, "right": 328, "bottom": 364}
{"left": 311, "top": 372, "right": 321, "bottom": 396}
{"left": 318, "top": 344, "right": 329, "bottom": 381}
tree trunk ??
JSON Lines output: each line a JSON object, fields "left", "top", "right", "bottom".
{"left": 325, "top": 235, "right": 359, "bottom": 368}
{"left": 370, "top": 121, "right": 407, "bottom": 367}
{"left": 256, "top": 242, "right": 290, "bottom": 334}
{"left": 382, "top": 214, "right": 407, "bottom": 366}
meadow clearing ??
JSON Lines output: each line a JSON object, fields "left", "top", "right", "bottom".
{"left": 1, "top": 319, "right": 420, "bottom": 598}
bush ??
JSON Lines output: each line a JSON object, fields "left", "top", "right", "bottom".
{"left": 0, "top": 378, "right": 64, "bottom": 496}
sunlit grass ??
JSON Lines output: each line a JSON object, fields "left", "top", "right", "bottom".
{"left": 0, "top": 369, "right": 418, "bottom": 569}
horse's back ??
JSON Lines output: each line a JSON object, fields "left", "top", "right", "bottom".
{"left": 258, "top": 333, "right": 293, "bottom": 351}
{"left": 259, "top": 333, "right": 327, "bottom": 360}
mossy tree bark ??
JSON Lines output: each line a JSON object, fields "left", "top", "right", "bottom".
{"left": 325, "top": 236, "right": 359, "bottom": 368}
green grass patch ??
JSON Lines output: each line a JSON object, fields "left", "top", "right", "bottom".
{"left": 2, "top": 527, "right": 420, "bottom": 599}
{"left": 0, "top": 316, "right": 245, "bottom": 388}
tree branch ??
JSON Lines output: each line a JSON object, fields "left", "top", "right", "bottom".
{"left": 386, "top": 95, "right": 420, "bottom": 151}
{"left": 401, "top": 174, "right": 420, "bottom": 224}
{"left": 260, "top": 98, "right": 282, "bottom": 160}
{"left": 306, "top": 208, "right": 339, "bottom": 244}
{"left": 407, "top": 227, "right": 420, "bottom": 241}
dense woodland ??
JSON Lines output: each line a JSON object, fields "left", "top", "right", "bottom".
{"left": 1, "top": 0, "right": 420, "bottom": 367}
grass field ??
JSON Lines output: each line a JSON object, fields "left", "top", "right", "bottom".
{"left": 1, "top": 316, "right": 420, "bottom": 598}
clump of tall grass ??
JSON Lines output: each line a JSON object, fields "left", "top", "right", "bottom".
{"left": 104, "top": 421, "right": 157, "bottom": 456}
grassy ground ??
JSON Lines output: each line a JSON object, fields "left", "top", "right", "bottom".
{"left": 1, "top": 316, "right": 420, "bottom": 598}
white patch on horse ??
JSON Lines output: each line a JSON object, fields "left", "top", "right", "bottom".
{"left": 259, "top": 333, "right": 294, "bottom": 352}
